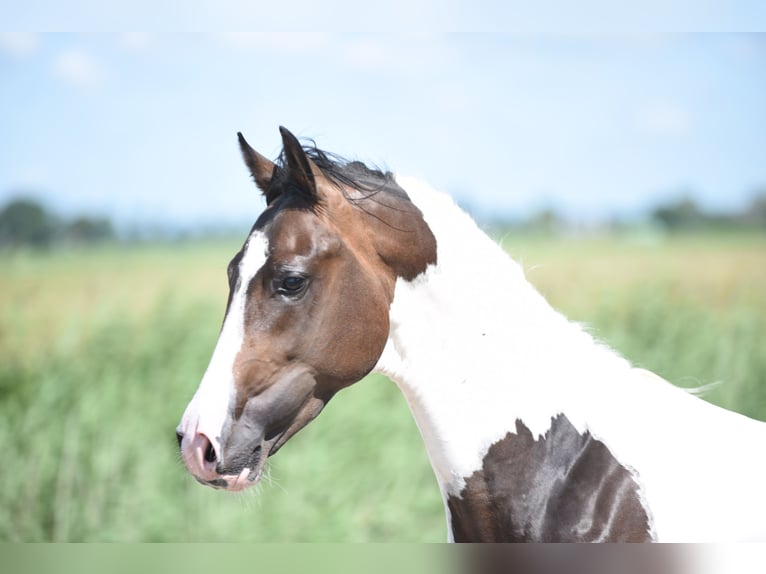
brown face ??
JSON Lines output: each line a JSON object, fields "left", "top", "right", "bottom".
{"left": 176, "top": 128, "right": 409, "bottom": 491}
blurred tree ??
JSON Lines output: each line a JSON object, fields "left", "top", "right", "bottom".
{"left": 64, "top": 216, "right": 115, "bottom": 243}
{"left": 0, "top": 197, "right": 57, "bottom": 248}
{"left": 651, "top": 197, "right": 705, "bottom": 230}
{"left": 742, "top": 190, "right": 766, "bottom": 227}
{"left": 526, "top": 207, "right": 564, "bottom": 234}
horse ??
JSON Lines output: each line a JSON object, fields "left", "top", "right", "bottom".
{"left": 176, "top": 126, "right": 766, "bottom": 542}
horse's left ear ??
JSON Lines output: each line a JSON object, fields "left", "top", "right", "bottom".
{"left": 238, "top": 132, "right": 276, "bottom": 193}
{"left": 279, "top": 126, "right": 321, "bottom": 202}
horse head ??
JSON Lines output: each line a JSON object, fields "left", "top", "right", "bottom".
{"left": 176, "top": 127, "right": 436, "bottom": 491}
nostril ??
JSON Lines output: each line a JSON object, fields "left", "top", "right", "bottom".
{"left": 204, "top": 441, "right": 217, "bottom": 464}
{"left": 176, "top": 430, "right": 184, "bottom": 450}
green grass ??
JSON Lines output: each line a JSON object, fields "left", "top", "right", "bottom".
{"left": 1, "top": 233, "right": 765, "bottom": 541}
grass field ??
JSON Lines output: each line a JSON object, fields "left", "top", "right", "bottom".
{"left": 1, "top": 231, "right": 765, "bottom": 541}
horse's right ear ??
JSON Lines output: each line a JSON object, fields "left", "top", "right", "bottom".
{"left": 238, "top": 132, "right": 276, "bottom": 193}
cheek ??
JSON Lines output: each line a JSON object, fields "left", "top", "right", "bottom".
{"left": 236, "top": 257, "right": 394, "bottom": 393}
{"left": 309, "top": 272, "right": 392, "bottom": 386}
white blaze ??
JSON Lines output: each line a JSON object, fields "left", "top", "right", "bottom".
{"left": 178, "top": 231, "right": 269, "bottom": 457}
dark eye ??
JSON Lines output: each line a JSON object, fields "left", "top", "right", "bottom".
{"left": 276, "top": 274, "right": 308, "bottom": 297}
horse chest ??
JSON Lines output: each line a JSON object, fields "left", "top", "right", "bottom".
{"left": 445, "top": 415, "right": 653, "bottom": 542}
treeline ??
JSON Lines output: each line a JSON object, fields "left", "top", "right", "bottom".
{"left": 489, "top": 191, "right": 766, "bottom": 235}
{"left": 0, "top": 197, "right": 114, "bottom": 249}
{"left": 650, "top": 194, "right": 766, "bottom": 231}
{"left": 2, "top": 190, "right": 766, "bottom": 250}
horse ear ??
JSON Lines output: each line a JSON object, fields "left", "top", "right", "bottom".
{"left": 279, "top": 126, "right": 319, "bottom": 201}
{"left": 238, "top": 132, "right": 276, "bottom": 193}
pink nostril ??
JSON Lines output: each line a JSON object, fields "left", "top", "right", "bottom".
{"left": 194, "top": 433, "right": 218, "bottom": 469}
{"left": 204, "top": 440, "right": 217, "bottom": 464}
{"left": 183, "top": 431, "right": 220, "bottom": 478}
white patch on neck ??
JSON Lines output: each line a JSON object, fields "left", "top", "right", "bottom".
{"left": 377, "top": 176, "right": 766, "bottom": 542}
{"left": 178, "top": 231, "right": 269, "bottom": 457}
{"left": 376, "top": 176, "right": 598, "bottom": 491}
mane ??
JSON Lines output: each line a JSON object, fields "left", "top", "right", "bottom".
{"left": 275, "top": 141, "right": 409, "bottom": 202}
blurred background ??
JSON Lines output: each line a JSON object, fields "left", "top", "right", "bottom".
{"left": 1, "top": 33, "right": 765, "bottom": 541}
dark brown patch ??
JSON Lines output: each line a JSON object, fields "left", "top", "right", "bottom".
{"left": 465, "top": 545, "right": 686, "bottom": 574}
{"left": 447, "top": 415, "right": 652, "bottom": 542}
{"left": 353, "top": 185, "right": 437, "bottom": 281}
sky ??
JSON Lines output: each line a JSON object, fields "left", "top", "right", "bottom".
{"left": 1, "top": 33, "right": 765, "bottom": 230}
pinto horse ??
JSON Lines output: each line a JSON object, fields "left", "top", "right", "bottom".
{"left": 177, "top": 126, "right": 766, "bottom": 542}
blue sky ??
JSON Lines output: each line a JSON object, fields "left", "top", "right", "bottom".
{"left": 1, "top": 33, "right": 765, "bottom": 228}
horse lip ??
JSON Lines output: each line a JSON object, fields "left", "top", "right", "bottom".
{"left": 216, "top": 441, "right": 265, "bottom": 476}
{"left": 196, "top": 476, "right": 230, "bottom": 489}
{"left": 215, "top": 432, "right": 285, "bottom": 490}
{"left": 211, "top": 448, "right": 269, "bottom": 491}
{"left": 198, "top": 382, "right": 325, "bottom": 492}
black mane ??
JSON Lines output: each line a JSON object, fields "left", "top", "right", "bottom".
{"left": 273, "top": 142, "right": 408, "bottom": 204}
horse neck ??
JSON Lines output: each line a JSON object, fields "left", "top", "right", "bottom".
{"left": 375, "top": 176, "right": 632, "bottom": 493}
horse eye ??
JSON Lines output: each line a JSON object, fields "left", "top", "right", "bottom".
{"left": 278, "top": 275, "right": 307, "bottom": 296}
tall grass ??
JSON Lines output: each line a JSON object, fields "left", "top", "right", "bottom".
{"left": 1, "top": 233, "right": 764, "bottom": 541}
{"left": 0, "top": 242, "right": 442, "bottom": 541}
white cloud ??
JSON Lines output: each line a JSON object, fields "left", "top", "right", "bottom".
{"left": 53, "top": 49, "right": 106, "bottom": 88}
{"left": 0, "top": 33, "right": 40, "bottom": 56}
{"left": 637, "top": 103, "right": 692, "bottom": 137}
